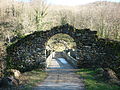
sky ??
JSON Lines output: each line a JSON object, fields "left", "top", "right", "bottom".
{"left": 17, "top": 0, "right": 120, "bottom": 6}
{"left": 16, "top": 0, "right": 31, "bottom": 2}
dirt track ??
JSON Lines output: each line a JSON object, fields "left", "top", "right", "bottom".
{"left": 34, "top": 58, "right": 85, "bottom": 90}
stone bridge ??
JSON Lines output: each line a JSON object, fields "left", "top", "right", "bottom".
{"left": 6, "top": 24, "right": 117, "bottom": 72}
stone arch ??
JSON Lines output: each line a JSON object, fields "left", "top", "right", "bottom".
{"left": 6, "top": 24, "right": 98, "bottom": 72}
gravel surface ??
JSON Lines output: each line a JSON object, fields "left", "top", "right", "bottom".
{"left": 33, "top": 58, "right": 85, "bottom": 90}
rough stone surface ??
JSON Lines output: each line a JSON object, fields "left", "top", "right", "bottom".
{"left": 6, "top": 24, "right": 98, "bottom": 71}
{"left": 10, "top": 69, "right": 21, "bottom": 79}
{"left": 6, "top": 24, "right": 120, "bottom": 78}
{"left": 103, "top": 68, "right": 120, "bottom": 85}
{"left": 0, "top": 76, "right": 19, "bottom": 88}
{"left": 0, "top": 44, "right": 6, "bottom": 78}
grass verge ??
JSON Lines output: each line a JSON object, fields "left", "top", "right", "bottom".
{"left": 19, "top": 69, "right": 47, "bottom": 89}
{"left": 77, "top": 68, "right": 120, "bottom": 90}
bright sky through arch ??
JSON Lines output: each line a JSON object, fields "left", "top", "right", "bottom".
{"left": 16, "top": 0, "right": 120, "bottom": 6}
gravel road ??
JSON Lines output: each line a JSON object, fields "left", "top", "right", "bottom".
{"left": 33, "top": 58, "right": 85, "bottom": 90}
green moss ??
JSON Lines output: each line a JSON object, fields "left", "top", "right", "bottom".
{"left": 20, "top": 69, "right": 47, "bottom": 89}
{"left": 77, "top": 68, "right": 120, "bottom": 90}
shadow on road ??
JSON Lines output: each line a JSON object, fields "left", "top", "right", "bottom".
{"left": 33, "top": 57, "right": 85, "bottom": 90}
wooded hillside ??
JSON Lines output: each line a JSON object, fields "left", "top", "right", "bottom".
{"left": 0, "top": 0, "right": 120, "bottom": 44}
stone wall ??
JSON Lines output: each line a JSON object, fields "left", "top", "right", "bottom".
{"left": 0, "top": 43, "right": 6, "bottom": 77}
{"left": 6, "top": 24, "right": 120, "bottom": 76}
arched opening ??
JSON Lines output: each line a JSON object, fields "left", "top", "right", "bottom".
{"left": 46, "top": 33, "right": 76, "bottom": 51}
{"left": 45, "top": 33, "right": 77, "bottom": 68}
{"left": 6, "top": 24, "right": 98, "bottom": 72}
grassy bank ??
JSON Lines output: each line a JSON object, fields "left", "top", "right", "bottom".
{"left": 19, "top": 69, "right": 47, "bottom": 89}
{"left": 77, "top": 68, "right": 120, "bottom": 90}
